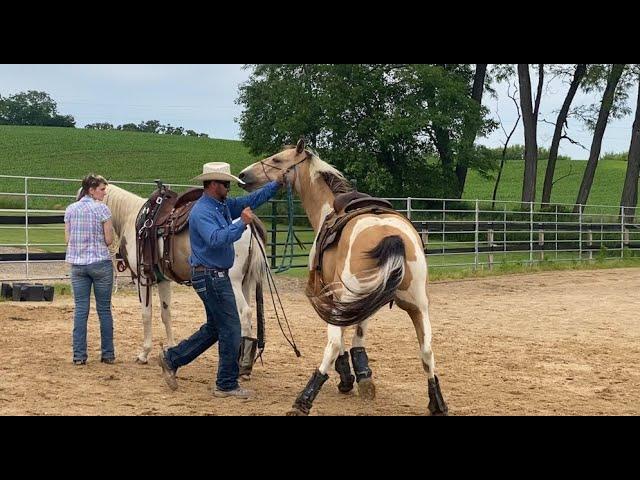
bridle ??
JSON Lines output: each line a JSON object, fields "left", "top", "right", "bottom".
{"left": 259, "top": 150, "right": 311, "bottom": 187}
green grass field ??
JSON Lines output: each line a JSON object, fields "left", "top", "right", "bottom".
{"left": 464, "top": 157, "right": 632, "bottom": 207}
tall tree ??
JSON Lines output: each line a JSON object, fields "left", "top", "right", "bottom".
{"left": 456, "top": 64, "right": 488, "bottom": 193}
{"left": 541, "top": 64, "right": 587, "bottom": 205}
{"left": 237, "top": 64, "right": 496, "bottom": 198}
{"left": 620, "top": 71, "right": 640, "bottom": 219}
{"left": 0, "top": 90, "right": 75, "bottom": 127}
{"left": 575, "top": 64, "right": 626, "bottom": 210}
{"left": 518, "top": 64, "right": 539, "bottom": 204}
{"left": 492, "top": 81, "right": 521, "bottom": 208}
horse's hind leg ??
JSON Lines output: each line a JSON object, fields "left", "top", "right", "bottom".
{"left": 136, "top": 279, "right": 153, "bottom": 364}
{"left": 396, "top": 295, "right": 448, "bottom": 416}
{"left": 287, "top": 325, "right": 344, "bottom": 416}
{"left": 158, "top": 281, "right": 175, "bottom": 348}
{"left": 334, "top": 328, "right": 354, "bottom": 394}
{"left": 350, "top": 318, "right": 375, "bottom": 400}
{"left": 234, "top": 273, "right": 256, "bottom": 380}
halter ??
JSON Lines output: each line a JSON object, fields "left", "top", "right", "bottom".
{"left": 259, "top": 150, "right": 311, "bottom": 187}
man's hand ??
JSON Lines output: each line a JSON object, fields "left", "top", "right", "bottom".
{"left": 241, "top": 207, "right": 254, "bottom": 225}
{"left": 277, "top": 169, "right": 290, "bottom": 187}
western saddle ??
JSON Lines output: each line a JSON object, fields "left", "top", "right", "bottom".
{"left": 130, "top": 181, "right": 203, "bottom": 304}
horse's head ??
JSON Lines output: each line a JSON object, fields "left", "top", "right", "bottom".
{"left": 239, "top": 138, "right": 310, "bottom": 192}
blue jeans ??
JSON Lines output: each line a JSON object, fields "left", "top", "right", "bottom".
{"left": 71, "top": 260, "right": 115, "bottom": 362}
{"left": 165, "top": 270, "right": 241, "bottom": 391}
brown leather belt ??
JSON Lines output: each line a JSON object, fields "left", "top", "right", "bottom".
{"left": 192, "top": 266, "right": 229, "bottom": 277}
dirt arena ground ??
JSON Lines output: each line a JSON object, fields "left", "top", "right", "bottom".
{"left": 1, "top": 268, "right": 639, "bottom": 416}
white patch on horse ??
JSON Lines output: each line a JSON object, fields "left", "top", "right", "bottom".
{"left": 308, "top": 203, "right": 334, "bottom": 271}
{"left": 337, "top": 216, "right": 417, "bottom": 302}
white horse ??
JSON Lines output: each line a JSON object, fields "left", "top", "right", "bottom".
{"left": 103, "top": 184, "right": 266, "bottom": 374}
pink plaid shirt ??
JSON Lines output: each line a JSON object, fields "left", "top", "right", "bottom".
{"left": 64, "top": 196, "right": 112, "bottom": 265}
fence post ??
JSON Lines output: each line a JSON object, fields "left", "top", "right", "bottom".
{"left": 407, "top": 197, "right": 412, "bottom": 221}
{"left": 621, "top": 206, "right": 625, "bottom": 259}
{"left": 474, "top": 200, "right": 479, "bottom": 270}
{"left": 579, "top": 204, "right": 583, "bottom": 261}
{"left": 488, "top": 228, "right": 494, "bottom": 270}
{"left": 588, "top": 229, "right": 593, "bottom": 260}
{"left": 24, "top": 177, "right": 29, "bottom": 280}
{"left": 529, "top": 201, "right": 534, "bottom": 265}
{"left": 538, "top": 226, "right": 544, "bottom": 262}
{"left": 270, "top": 201, "right": 277, "bottom": 269}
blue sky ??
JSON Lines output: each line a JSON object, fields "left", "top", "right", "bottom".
{"left": 1, "top": 64, "right": 637, "bottom": 159}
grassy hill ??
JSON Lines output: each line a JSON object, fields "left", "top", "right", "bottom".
{"left": 464, "top": 157, "right": 631, "bottom": 207}
{"left": 0, "top": 126, "right": 255, "bottom": 209}
{"left": 0, "top": 125, "right": 634, "bottom": 209}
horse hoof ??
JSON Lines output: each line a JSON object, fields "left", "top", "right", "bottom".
{"left": 429, "top": 410, "right": 448, "bottom": 417}
{"left": 240, "top": 374, "right": 251, "bottom": 382}
{"left": 358, "top": 378, "right": 376, "bottom": 400}
{"left": 286, "top": 408, "right": 308, "bottom": 416}
{"left": 135, "top": 357, "right": 148, "bottom": 365}
{"left": 338, "top": 383, "right": 354, "bottom": 394}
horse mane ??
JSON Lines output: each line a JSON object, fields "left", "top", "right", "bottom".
{"left": 104, "top": 184, "right": 146, "bottom": 236}
{"left": 306, "top": 149, "right": 353, "bottom": 195}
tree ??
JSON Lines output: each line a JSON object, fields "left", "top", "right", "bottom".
{"left": 620, "top": 70, "right": 640, "bottom": 219}
{"left": 85, "top": 122, "right": 114, "bottom": 130}
{"left": 237, "top": 64, "right": 496, "bottom": 198}
{"left": 541, "top": 64, "right": 587, "bottom": 205}
{"left": 492, "top": 81, "right": 521, "bottom": 208}
{"left": 456, "top": 64, "right": 489, "bottom": 192}
{"left": 575, "top": 64, "right": 627, "bottom": 210}
{"left": 518, "top": 64, "right": 540, "bottom": 204}
{"left": 0, "top": 90, "right": 75, "bottom": 127}
{"left": 117, "top": 123, "right": 139, "bottom": 132}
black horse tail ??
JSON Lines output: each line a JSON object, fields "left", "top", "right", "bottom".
{"left": 308, "top": 235, "right": 405, "bottom": 327}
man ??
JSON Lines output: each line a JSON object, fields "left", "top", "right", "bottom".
{"left": 158, "top": 162, "right": 284, "bottom": 398}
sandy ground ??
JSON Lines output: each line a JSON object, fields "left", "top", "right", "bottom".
{"left": 1, "top": 268, "right": 639, "bottom": 416}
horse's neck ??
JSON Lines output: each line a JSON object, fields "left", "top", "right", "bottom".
{"left": 296, "top": 171, "right": 336, "bottom": 233}
{"left": 106, "top": 186, "right": 146, "bottom": 237}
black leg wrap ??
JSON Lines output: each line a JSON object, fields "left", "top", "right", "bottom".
{"left": 350, "top": 347, "right": 372, "bottom": 382}
{"left": 334, "top": 352, "right": 355, "bottom": 393}
{"left": 292, "top": 369, "right": 329, "bottom": 415}
{"left": 238, "top": 337, "right": 258, "bottom": 376}
{"left": 427, "top": 375, "right": 449, "bottom": 416}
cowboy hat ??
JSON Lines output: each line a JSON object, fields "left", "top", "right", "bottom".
{"left": 192, "top": 162, "right": 245, "bottom": 185}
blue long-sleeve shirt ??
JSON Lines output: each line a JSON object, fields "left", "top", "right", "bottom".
{"left": 189, "top": 181, "right": 280, "bottom": 269}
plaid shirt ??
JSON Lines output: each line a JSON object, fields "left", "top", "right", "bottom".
{"left": 64, "top": 196, "right": 112, "bottom": 265}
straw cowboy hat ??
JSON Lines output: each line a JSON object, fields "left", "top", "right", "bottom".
{"left": 192, "top": 162, "right": 245, "bottom": 185}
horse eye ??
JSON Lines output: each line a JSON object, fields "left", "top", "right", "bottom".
{"left": 273, "top": 158, "right": 281, "bottom": 163}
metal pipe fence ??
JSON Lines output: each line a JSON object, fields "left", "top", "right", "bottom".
{"left": 1, "top": 175, "right": 639, "bottom": 282}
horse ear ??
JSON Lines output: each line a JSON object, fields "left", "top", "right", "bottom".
{"left": 296, "top": 137, "right": 306, "bottom": 154}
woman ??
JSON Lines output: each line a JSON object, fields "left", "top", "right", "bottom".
{"left": 64, "top": 174, "right": 115, "bottom": 365}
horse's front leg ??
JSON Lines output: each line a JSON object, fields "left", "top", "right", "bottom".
{"left": 135, "top": 278, "right": 154, "bottom": 364}
{"left": 157, "top": 281, "right": 175, "bottom": 348}
{"left": 287, "top": 325, "right": 344, "bottom": 416}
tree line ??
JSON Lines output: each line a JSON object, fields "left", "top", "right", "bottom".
{"left": 237, "top": 64, "right": 640, "bottom": 214}
{"left": 0, "top": 90, "right": 209, "bottom": 138}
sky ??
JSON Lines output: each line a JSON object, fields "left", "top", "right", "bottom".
{"left": 1, "top": 64, "right": 637, "bottom": 159}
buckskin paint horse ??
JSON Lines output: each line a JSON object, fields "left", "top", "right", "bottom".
{"left": 103, "top": 183, "right": 267, "bottom": 378}
{"left": 239, "top": 139, "right": 448, "bottom": 416}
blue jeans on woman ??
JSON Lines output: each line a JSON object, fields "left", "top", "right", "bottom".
{"left": 164, "top": 270, "right": 241, "bottom": 392}
{"left": 71, "top": 260, "right": 115, "bottom": 362}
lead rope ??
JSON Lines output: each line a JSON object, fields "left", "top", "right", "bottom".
{"left": 249, "top": 221, "right": 301, "bottom": 357}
